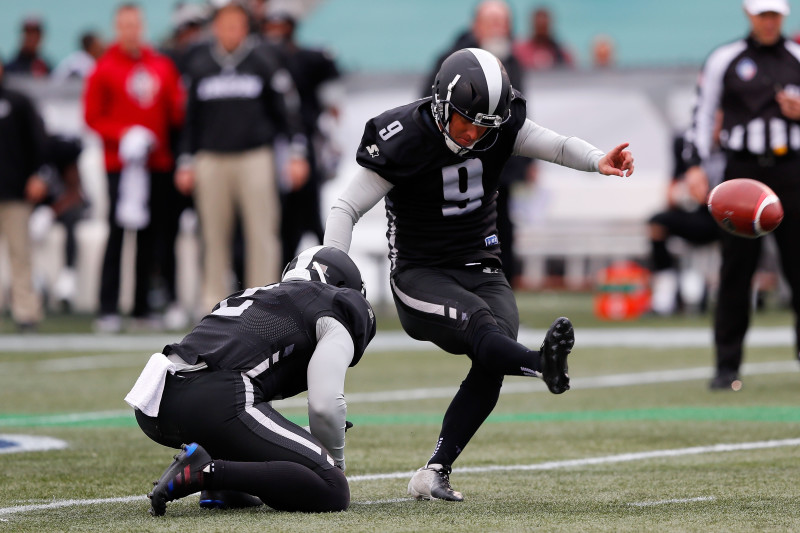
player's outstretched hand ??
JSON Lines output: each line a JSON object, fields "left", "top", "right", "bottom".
{"left": 598, "top": 142, "right": 634, "bottom": 177}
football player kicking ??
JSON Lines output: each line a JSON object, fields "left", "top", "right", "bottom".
{"left": 125, "top": 246, "right": 376, "bottom": 515}
{"left": 323, "top": 48, "right": 634, "bottom": 501}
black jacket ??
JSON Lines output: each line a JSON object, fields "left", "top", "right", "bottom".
{"left": 0, "top": 84, "right": 45, "bottom": 200}
{"left": 180, "top": 37, "right": 305, "bottom": 156}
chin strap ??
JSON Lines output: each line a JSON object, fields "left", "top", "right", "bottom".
{"left": 444, "top": 124, "right": 475, "bottom": 156}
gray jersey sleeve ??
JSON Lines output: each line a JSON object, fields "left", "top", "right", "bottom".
{"left": 323, "top": 167, "right": 394, "bottom": 253}
{"left": 306, "top": 316, "right": 356, "bottom": 471}
{"left": 513, "top": 118, "right": 604, "bottom": 172}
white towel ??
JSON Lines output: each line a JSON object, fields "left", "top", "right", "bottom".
{"left": 124, "top": 353, "right": 177, "bottom": 417}
{"left": 116, "top": 162, "right": 150, "bottom": 229}
{"left": 117, "top": 125, "right": 155, "bottom": 230}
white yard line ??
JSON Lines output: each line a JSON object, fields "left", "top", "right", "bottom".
{"left": 0, "top": 325, "right": 793, "bottom": 354}
{"left": 0, "top": 360, "right": 795, "bottom": 426}
{"left": 627, "top": 496, "right": 716, "bottom": 507}
{"left": 0, "top": 495, "right": 146, "bottom": 516}
{"left": 351, "top": 498, "right": 415, "bottom": 505}
{"left": 1, "top": 439, "right": 797, "bottom": 516}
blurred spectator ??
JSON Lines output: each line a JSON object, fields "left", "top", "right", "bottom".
{"left": 247, "top": 0, "right": 269, "bottom": 34}
{"left": 161, "top": 2, "right": 209, "bottom": 74}
{"left": 158, "top": 2, "right": 210, "bottom": 331}
{"left": 591, "top": 34, "right": 616, "bottom": 69}
{"left": 84, "top": 3, "right": 185, "bottom": 333}
{"left": 648, "top": 133, "right": 722, "bottom": 315}
{"left": 175, "top": 2, "right": 308, "bottom": 312}
{"left": 28, "top": 135, "right": 88, "bottom": 312}
{"left": 513, "top": 7, "right": 574, "bottom": 70}
{"left": 0, "top": 59, "right": 46, "bottom": 330}
{"left": 422, "top": 0, "right": 532, "bottom": 285}
{"left": 5, "top": 16, "right": 51, "bottom": 77}
{"left": 262, "top": 7, "right": 343, "bottom": 265}
{"left": 51, "top": 31, "right": 105, "bottom": 82}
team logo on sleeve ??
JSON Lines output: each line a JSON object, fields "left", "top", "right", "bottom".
{"left": 366, "top": 144, "right": 380, "bottom": 158}
{"left": 735, "top": 58, "right": 757, "bottom": 82}
{"left": 484, "top": 234, "right": 498, "bottom": 246}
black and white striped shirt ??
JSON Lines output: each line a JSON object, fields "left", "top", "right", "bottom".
{"left": 689, "top": 35, "right": 800, "bottom": 162}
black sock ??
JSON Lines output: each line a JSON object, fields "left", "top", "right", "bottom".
{"left": 212, "top": 460, "right": 349, "bottom": 512}
{"left": 472, "top": 324, "right": 540, "bottom": 376}
{"left": 428, "top": 364, "right": 503, "bottom": 466}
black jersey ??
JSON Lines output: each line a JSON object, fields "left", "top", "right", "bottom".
{"left": 164, "top": 281, "right": 376, "bottom": 400}
{"left": 356, "top": 92, "right": 527, "bottom": 271}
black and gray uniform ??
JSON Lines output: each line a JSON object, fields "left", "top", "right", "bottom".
{"left": 324, "top": 92, "right": 604, "bottom": 467}
{"left": 689, "top": 35, "right": 800, "bottom": 373}
{"left": 131, "top": 281, "right": 375, "bottom": 512}
{"left": 357, "top": 94, "right": 527, "bottom": 353}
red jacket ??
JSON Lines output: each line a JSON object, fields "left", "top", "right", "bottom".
{"left": 84, "top": 43, "right": 185, "bottom": 172}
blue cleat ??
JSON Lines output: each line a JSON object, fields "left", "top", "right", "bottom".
{"left": 199, "top": 490, "right": 263, "bottom": 510}
{"left": 148, "top": 443, "right": 213, "bottom": 516}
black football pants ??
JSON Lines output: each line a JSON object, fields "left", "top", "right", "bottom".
{"left": 391, "top": 264, "right": 537, "bottom": 467}
{"left": 714, "top": 155, "right": 800, "bottom": 374}
{"left": 135, "top": 369, "right": 348, "bottom": 512}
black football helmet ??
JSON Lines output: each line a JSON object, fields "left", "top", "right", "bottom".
{"left": 282, "top": 246, "right": 366, "bottom": 297}
{"left": 431, "top": 48, "right": 514, "bottom": 156}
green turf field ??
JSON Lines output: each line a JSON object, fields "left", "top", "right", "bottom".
{"left": 1, "top": 293, "right": 799, "bottom": 532}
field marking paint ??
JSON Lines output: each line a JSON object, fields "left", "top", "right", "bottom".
{"left": 275, "top": 359, "right": 797, "bottom": 408}
{"left": 348, "top": 438, "right": 800, "bottom": 481}
{"left": 0, "top": 434, "right": 68, "bottom": 454}
{"left": 0, "top": 326, "right": 792, "bottom": 355}
{"left": 0, "top": 410, "right": 133, "bottom": 428}
{"left": 0, "top": 438, "right": 797, "bottom": 517}
{"left": 42, "top": 354, "right": 149, "bottom": 372}
{"left": 1, "top": 361, "right": 796, "bottom": 428}
{"left": 0, "top": 495, "right": 146, "bottom": 516}
{"left": 351, "top": 498, "right": 415, "bottom": 505}
{"left": 628, "top": 496, "right": 716, "bottom": 507}
{"left": 0, "top": 326, "right": 792, "bottom": 375}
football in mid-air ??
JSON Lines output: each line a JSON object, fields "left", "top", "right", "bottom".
{"left": 707, "top": 178, "right": 784, "bottom": 238}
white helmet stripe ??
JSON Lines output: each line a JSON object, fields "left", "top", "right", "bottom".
{"left": 466, "top": 48, "right": 502, "bottom": 115}
{"left": 282, "top": 245, "right": 325, "bottom": 282}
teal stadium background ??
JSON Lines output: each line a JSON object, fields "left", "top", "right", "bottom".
{"left": 1, "top": 0, "right": 800, "bottom": 73}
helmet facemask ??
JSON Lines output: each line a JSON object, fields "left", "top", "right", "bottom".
{"left": 431, "top": 49, "right": 513, "bottom": 157}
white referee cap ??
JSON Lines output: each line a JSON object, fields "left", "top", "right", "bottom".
{"left": 743, "top": 0, "right": 790, "bottom": 15}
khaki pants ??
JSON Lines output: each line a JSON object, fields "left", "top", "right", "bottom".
{"left": 0, "top": 201, "right": 41, "bottom": 324}
{"left": 194, "top": 147, "right": 281, "bottom": 311}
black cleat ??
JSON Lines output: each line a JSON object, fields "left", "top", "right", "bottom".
{"left": 148, "top": 443, "right": 213, "bottom": 516}
{"left": 709, "top": 371, "right": 742, "bottom": 391}
{"left": 199, "top": 490, "right": 263, "bottom": 510}
{"left": 540, "top": 317, "right": 574, "bottom": 394}
{"left": 408, "top": 464, "right": 464, "bottom": 501}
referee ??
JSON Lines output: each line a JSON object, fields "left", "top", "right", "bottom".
{"left": 688, "top": 0, "right": 800, "bottom": 390}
